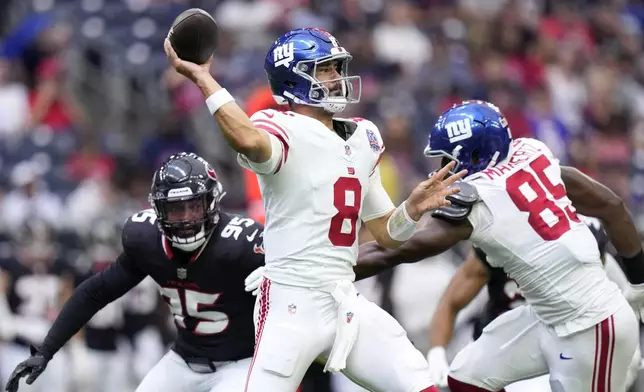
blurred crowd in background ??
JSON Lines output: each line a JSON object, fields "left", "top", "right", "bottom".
{"left": 1, "top": 0, "right": 644, "bottom": 390}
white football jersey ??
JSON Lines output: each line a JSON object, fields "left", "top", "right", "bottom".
{"left": 467, "top": 138, "right": 624, "bottom": 336}
{"left": 238, "top": 109, "right": 395, "bottom": 287}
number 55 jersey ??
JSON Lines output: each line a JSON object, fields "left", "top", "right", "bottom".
{"left": 238, "top": 109, "right": 395, "bottom": 288}
{"left": 466, "top": 138, "right": 623, "bottom": 337}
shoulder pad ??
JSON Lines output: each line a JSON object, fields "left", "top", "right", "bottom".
{"left": 431, "top": 204, "right": 472, "bottom": 221}
{"left": 431, "top": 182, "right": 479, "bottom": 222}
{"left": 446, "top": 181, "right": 479, "bottom": 206}
{"left": 122, "top": 209, "right": 160, "bottom": 252}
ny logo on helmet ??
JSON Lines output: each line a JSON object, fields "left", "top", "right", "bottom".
{"left": 445, "top": 119, "right": 473, "bottom": 143}
{"left": 274, "top": 42, "right": 295, "bottom": 68}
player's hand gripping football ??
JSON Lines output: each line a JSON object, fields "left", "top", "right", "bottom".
{"left": 622, "top": 282, "right": 644, "bottom": 321}
{"left": 405, "top": 161, "right": 468, "bottom": 221}
{"left": 164, "top": 38, "right": 213, "bottom": 84}
{"left": 5, "top": 345, "right": 48, "bottom": 392}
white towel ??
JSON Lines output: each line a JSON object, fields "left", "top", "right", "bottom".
{"left": 320, "top": 280, "right": 360, "bottom": 373}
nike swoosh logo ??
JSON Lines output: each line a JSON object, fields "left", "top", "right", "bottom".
{"left": 263, "top": 112, "right": 274, "bottom": 119}
{"left": 246, "top": 230, "right": 258, "bottom": 242}
{"left": 559, "top": 353, "right": 573, "bottom": 360}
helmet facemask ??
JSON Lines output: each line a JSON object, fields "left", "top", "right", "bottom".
{"left": 151, "top": 183, "right": 223, "bottom": 252}
{"left": 291, "top": 52, "right": 361, "bottom": 113}
{"left": 424, "top": 144, "right": 465, "bottom": 177}
{"left": 424, "top": 144, "right": 501, "bottom": 179}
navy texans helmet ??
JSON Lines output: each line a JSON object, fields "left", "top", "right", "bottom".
{"left": 425, "top": 100, "right": 513, "bottom": 177}
{"left": 264, "top": 28, "right": 361, "bottom": 113}
{"left": 149, "top": 152, "right": 224, "bottom": 252}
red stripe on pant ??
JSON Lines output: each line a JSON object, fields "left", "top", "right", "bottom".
{"left": 593, "top": 315, "right": 615, "bottom": 392}
{"left": 592, "top": 323, "right": 600, "bottom": 391}
{"left": 606, "top": 315, "right": 616, "bottom": 392}
{"left": 244, "top": 278, "right": 271, "bottom": 392}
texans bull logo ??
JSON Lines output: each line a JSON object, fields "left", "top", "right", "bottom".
{"left": 206, "top": 167, "right": 217, "bottom": 180}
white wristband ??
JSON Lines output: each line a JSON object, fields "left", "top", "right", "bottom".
{"left": 386, "top": 201, "right": 419, "bottom": 242}
{"left": 205, "top": 89, "right": 235, "bottom": 115}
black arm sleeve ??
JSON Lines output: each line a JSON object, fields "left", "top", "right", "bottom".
{"left": 39, "top": 253, "right": 146, "bottom": 359}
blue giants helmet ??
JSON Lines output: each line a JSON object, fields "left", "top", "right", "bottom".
{"left": 424, "top": 100, "right": 513, "bottom": 177}
{"left": 264, "top": 28, "right": 361, "bottom": 113}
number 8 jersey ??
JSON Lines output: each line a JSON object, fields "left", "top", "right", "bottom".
{"left": 238, "top": 109, "right": 395, "bottom": 287}
{"left": 466, "top": 138, "right": 623, "bottom": 337}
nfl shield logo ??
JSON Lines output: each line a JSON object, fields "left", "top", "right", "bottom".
{"left": 345, "top": 145, "right": 351, "bottom": 156}
{"left": 288, "top": 304, "right": 297, "bottom": 314}
{"left": 366, "top": 129, "right": 380, "bottom": 153}
{"left": 346, "top": 311, "right": 354, "bottom": 323}
{"left": 177, "top": 268, "right": 187, "bottom": 280}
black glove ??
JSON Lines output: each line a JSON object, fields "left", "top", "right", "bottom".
{"left": 5, "top": 345, "right": 49, "bottom": 392}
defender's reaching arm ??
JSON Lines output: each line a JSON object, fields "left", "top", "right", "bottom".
{"left": 428, "top": 249, "right": 488, "bottom": 349}
{"left": 425, "top": 248, "right": 488, "bottom": 388}
{"left": 37, "top": 254, "right": 146, "bottom": 359}
{"left": 4, "top": 254, "right": 145, "bottom": 392}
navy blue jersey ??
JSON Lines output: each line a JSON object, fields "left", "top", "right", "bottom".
{"left": 39, "top": 210, "right": 265, "bottom": 362}
{"left": 121, "top": 210, "right": 264, "bottom": 360}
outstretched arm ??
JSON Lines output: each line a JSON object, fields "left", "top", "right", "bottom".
{"left": 38, "top": 254, "right": 146, "bottom": 359}
{"left": 424, "top": 248, "right": 488, "bottom": 388}
{"left": 363, "top": 162, "right": 468, "bottom": 249}
{"left": 355, "top": 217, "right": 472, "bottom": 280}
{"left": 164, "top": 40, "right": 272, "bottom": 163}
{"left": 429, "top": 248, "right": 488, "bottom": 348}
{"left": 562, "top": 166, "right": 644, "bottom": 283}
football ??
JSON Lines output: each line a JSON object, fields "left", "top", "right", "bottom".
{"left": 168, "top": 8, "right": 219, "bottom": 65}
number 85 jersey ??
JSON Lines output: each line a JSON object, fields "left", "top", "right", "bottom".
{"left": 238, "top": 109, "right": 395, "bottom": 287}
{"left": 466, "top": 138, "right": 623, "bottom": 337}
